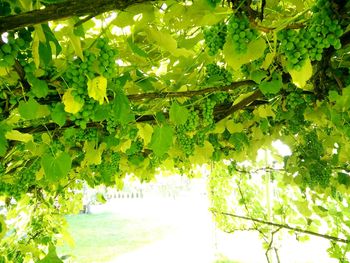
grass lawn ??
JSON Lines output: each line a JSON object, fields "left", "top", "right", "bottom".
{"left": 57, "top": 212, "right": 172, "bottom": 263}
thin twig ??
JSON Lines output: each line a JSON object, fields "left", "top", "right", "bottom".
{"left": 211, "top": 209, "right": 350, "bottom": 244}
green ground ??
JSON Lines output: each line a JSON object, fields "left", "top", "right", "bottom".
{"left": 57, "top": 212, "right": 172, "bottom": 263}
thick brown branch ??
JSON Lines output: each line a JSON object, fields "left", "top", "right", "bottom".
{"left": 127, "top": 80, "right": 256, "bottom": 101}
{"left": 0, "top": 0, "right": 151, "bottom": 33}
{"left": 215, "top": 89, "right": 263, "bottom": 121}
{"left": 211, "top": 209, "right": 350, "bottom": 244}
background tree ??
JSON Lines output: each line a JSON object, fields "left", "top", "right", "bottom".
{"left": 0, "top": 0, "right": 350, "bottom": 262}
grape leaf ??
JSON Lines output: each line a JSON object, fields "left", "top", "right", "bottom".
{"left": 259, "top": 74, "right": 282, "bottom": 95}
{"left": 82, "top": 142, "right": 106, "bottom": 165}
{"left": 262, "top": 52, "right": 275, "bottom": 70}
{"left": 38, "top": 245, "right": 63, "bottom": 263}
{"left": 189, "top": 141, "right": 214, "bottom": 165}
{"left": 27, "top": 75, "right": 49, "bottom": 98}
{"left": 329, "top": 85, "right": 350, "bottom": 111}
{"left": 51, "top": 103, "right": 66, "bottom": 127}
{"left": 149, "top": 125, "right": 174, "bottom": 157}
{"left": 113, "top": 11, "right": 134, "bottom": 28}
{"left": 32, "top": 32, "right": 40, "bottom": 68}
{"left": 112, "top": 89, "right": 135, "bottom": 125}
{"left": 41, "top": 23, "right": 62, "bottom": 56}
{"left": 169, "top": 102, "right": 189, "bottom": 125}
{"left": 42, "top": 152, "right": 71, "bottom": 182}
{"left": 65, "top": 22, "right": 84, "bottom": 60}
{"left": 137, "top": 123, "right": 153, "bottom": 146}
{"left": 250, "top": 70, "right": 267, "bottom": 84}
{"left": 87, "top": 76, "right": 108, "bottom": 105}
{"left": 289, "top": 58, "right": 312, "bottom": 88}
{"left": 127, "top": 37, "right": 148, "bottom": 57}
{"left": 136, "top": 77, "right": 155, "bottom": 92}
{"left": 5, "top": 130, "right": 33, "bottom": 143}
{"left": 147, "top": 28, "right": 194, "bottom": 57}
{"left": 96, "top": 193, "right": 107, "bottom": 204}
{"left": 62, "top": 89, "right": 84, "bottom": 114}
{"left": 226, "top": 121, "right": 243, "bottom": 133}
{"left": 223, "top": 37, "right": 266, "bottom": 70}
{"left": 39, "top": 41, "right": 52, "bottom": 66}
{"left": 18, "top": 98, "right": 50, "bottom": 120}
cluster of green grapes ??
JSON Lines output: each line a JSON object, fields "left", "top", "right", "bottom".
{"left": 50, "top": 140, "right": 65, "bottom": 153}
{"left": 304, "top": 0, "right": 343, "bottom": 60}
{"left": 63, "top": 128, "right": 98, "bottom": 146}
{"left": 180, "top": 108, "right": 199, "bottom": 132}
{"left": 204, "top": 63, "right": 232, "bottom": 87}
{"left": 176, "top": 127, "right": 195, "bottom": 156}
{"left": 211, "top": 92, "right": 228, "bottom": 104}
{"left": 17, "top": 28, "right": 34, "bottom": 76}
{"left": 106, "top": 113, "right": 119, "bottom": 134}
{"left": 285, "top": 91, "right": 308, "bottom": 110}
{"left": 64, "top": 51, "right": 95, "bottom": 93}
{"left": 295, "top": 131, "right": 331, "bottom": 189}
{"left": 202, "top": 98, "right": 216, "bottom": 127}
{"left": 278, "top": 0, "right": 343, "bottom": 69}
{"left": 70, "top": 100, "right": 97, "bottom": 129}
{"left": 278, "top": 29, "right": 309, "bottom": 70}
{"left": 127, "top": 127, "right": 139, "bottom": 140}
{"left": 0, "top": 1, "right": 22, "bottom": 16}
{"left": 0, "top": 32, "right": 29, "bottom": 68}
{"left": 96, "top": 38, "right": 118, "bottom": 78}
{"left": 63, "top": 38, "right": 118, "bottom": 128}
{"left": 76, "top": 127, "right": 98, "bottom": 141}
{"left": 208, "top": 133, "right": 222, "bottom": 160}
{"left": 304, "top": 160, "right": 331, "bottom": 189}
{"left": 194, "top": 130, "right": 206, "bottom": 147}
{"left": 203, "top": 22, "right": 227, "bottom": 56}
{"left": 0, "top": 159, "right": 40, "bottom": 200}
{"left": 94, "top": 152, "right": 120, "bottom": 186}
{"left": 275, "top": 91, "right": 309, "bottom": 134}
{"left": 227, "top": 14, "right": 258, "bottom": 53}
{"left": 111, "top": 152, "right": 120, "bottom": 164}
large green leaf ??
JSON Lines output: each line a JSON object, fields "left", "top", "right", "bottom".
{"left": 169, "top": 102, "right": 189, "bottom": 125}
{"left": 329, "top": 85, "right": 350, "bottom": 112}
{"left": 41, "top": 23, "right": 62, "bottom": 56}
{"left": 259, "top": 74, "right": 283, "bottom": 95}
{"left": 18, "top": 98, "right": 50, "bottom": 120}
{"left": 288, "top": 58, "right": 313, "bottom": 88}
{"left": 112, "top": 89, "right": 135, "bottom": 125}
{"left": 149, "top": 125, "right": 174, "bottom": 157}
{"left": 39, "top": 41, "right": 52, "bottom": 66}
{"left": 51, "top": 103, "right": 66, "bottom": 127}
{"left": 27, "top": 75, "right": 49, "bottom": 98}
{"left": 223, "top": 37, "right": 266, "bottom": 71}
{"left": 41, "top": 152, "right": 71, "bottom": 182}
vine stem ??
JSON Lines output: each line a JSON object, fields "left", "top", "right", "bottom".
{"left": 0, "top": 0, "right": 151, "bottom": 33}
{"left": 127, "top": 80, "right": 256, "bottom": 101}
{"left": 210, "top": 209, "right": 350, "bottom": 244}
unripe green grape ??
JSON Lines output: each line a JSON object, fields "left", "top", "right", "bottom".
{"left": 203, "top": 22, "right": 227, "bottom": 56}
{"left": 4, "top": 54, "right": 15, "bottom": 66}
{"left": 1, "top": 44, "right": 11, "bottom": 54}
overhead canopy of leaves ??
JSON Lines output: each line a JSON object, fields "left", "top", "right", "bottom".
{"left": 1, "top": 0, "right": 350, "bottom": 261}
